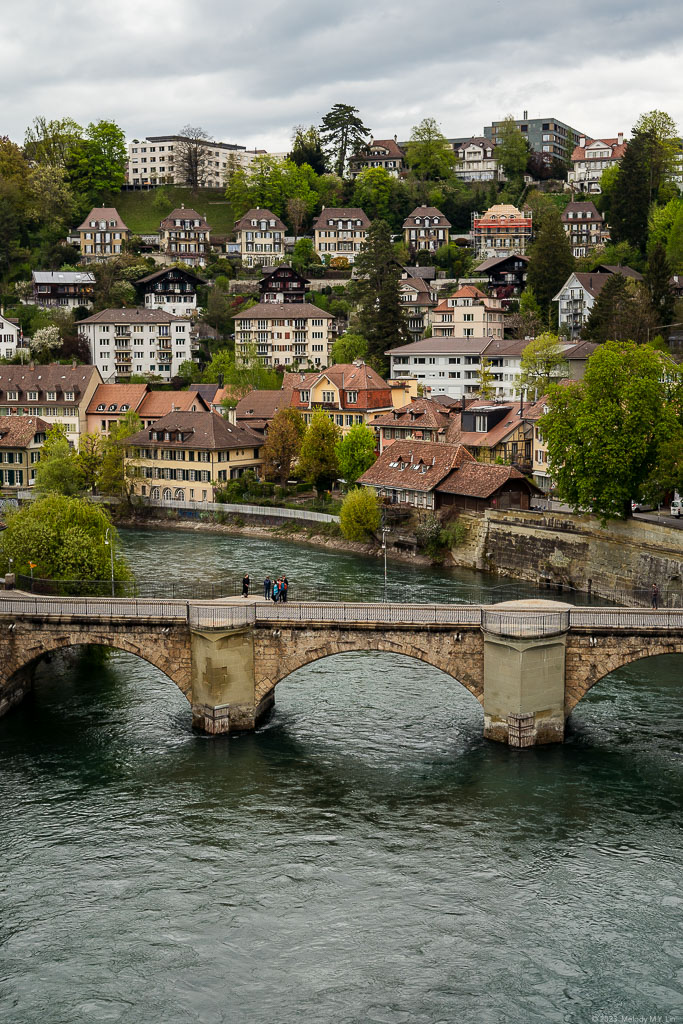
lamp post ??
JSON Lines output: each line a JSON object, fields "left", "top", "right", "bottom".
{"left": 104, "top": 529, "right": 115, "bottom": 598}
{"left": 381, "top": 525, "right": 391, "bottom": 603}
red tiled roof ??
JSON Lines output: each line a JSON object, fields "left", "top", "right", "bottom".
{"left": 359, "top": 441, "right": 473, "bottom": 493}
{"left": 234, "top": 208, "right": 286, "bottom": 232}
{"left": 403, "top": 206, "right": 451, "bottom": 229}
{"left": 233, "top": 302, "right": 332, "bottom": 320}
{"left": 87, "top": 383, "right": 148, "bottom": 416}
{"left": 0, "top": 415, "right": 49, "bottom": 447}
{"left": 77, "top": 207, "right": 128, "bottom": 231}
{"left": 159, "top": 208, "right": 211, "bottom": 230}
{"left": 137, "top": 391, "right": 209, "bottom": 417}
{"left": 570, "top": 138, "right": 627, "bottom": 161}
{"left": 312, "top": 208, "right": 371, "bottom": 229}
{"left": 125, "top": 411, "right": 262, "bottom": 450}
{"left": 437, "top": 462, "right": 536, "bottom": 498}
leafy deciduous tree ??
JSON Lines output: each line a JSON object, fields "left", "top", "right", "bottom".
{"left": 494, "top": 116, "right": 529, "bottom": 182}
{"left": 335, "top": 423, "right": 377, "bottom": 485}
{"left": 339, "top": 486, "right": 381, "bottom": 541}
{"left": 261, "top": 408, "right": 306, "bottom": 485}
{"left": 298, "top": 409, "right": 340, "bottom": 491}
{"left": 405, "top": 118, "right": 455, "bottom": 181}
{"left": 175, "top": 125, "right": 213, "bottom": 187}
{"left": 330, "top": 332, "right": 368, "bottom": 365}
{"left": 518, "top": 333, "right": 569, "bottom": 395}
{"left": 34, "top": 424, "right": 84, "bottom": 495}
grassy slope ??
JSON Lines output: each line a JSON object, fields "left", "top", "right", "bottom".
{"left": 115, "top": 188, "right": 235, "bottom": 234}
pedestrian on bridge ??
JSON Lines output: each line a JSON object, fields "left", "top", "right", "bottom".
{"left": 242, "top": 574, "right": 250, "bottom": 598}
{"left": 651, "top": 583, "right": 659, "bottom": 609}
{"left": 272, "top": 579, "right": 280, "bottom": 603}
{"left": 282, "top": 576, "right": 288, "bottom": 602}
{"left": 264, "top": 575, "right": 272, "bottom": 600}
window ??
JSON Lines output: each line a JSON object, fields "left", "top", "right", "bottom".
{"left": 346, "top": 391, "right": 358, "bottom": 404}
{"left": 322, "top": 390, "right": 335, "bottom": 403}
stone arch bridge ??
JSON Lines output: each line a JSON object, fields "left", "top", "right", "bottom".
{"left": 0, "top": 596, "right": 681, "bottom": 748}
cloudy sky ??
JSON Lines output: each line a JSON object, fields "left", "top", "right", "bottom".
{"left": 3, "top": 0, "right": 682, "bottom": 150}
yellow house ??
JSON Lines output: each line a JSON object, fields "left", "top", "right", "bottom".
{"left": 0, "top": 415, "right": 48, "bottom": 492}
{"left": 123, "top": 411, "right": 263, "bottom": 503}
{"left": 77, "top": 207, "right": 130, "bottom": 259}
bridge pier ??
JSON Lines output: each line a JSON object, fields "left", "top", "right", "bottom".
{"left": 190, "top": 626, "right": 270, "bottom": 734}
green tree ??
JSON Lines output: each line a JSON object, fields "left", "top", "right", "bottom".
{"left": 98, "top": 411, "right": 143, "bottom": 501}
{"left": 261, "top": 408, "right": 306, "bottom": 485}
{"left": 0, "top": 494, "right": 133, "bottom": 587}
{"left": 339, "top": 487, "right": 381, "bottom": 541}
{"left": 175, "top": 359, "right": 203, "bottom": 386}
{"left": 336, "top": 423, "right": 377, "bottom": 485}
{"left": 298, "top": 409, "right": 340, "bottom": 491}
{"left": 526, "top": 205, "right": 574, "bottom": 318}
{"left": 319, "top": 103, "right": 370, "bottom": 177}
{"left": 34, "top": 424, "right": 84, "bottom": 496}
{"left": 25, "top": 165, "right": 76, "bottom": 229}
{"left": 518, "top": 333, "right": 569, "bottom": 395}
{"left": 478, "top": 358, "right": 495, "bottom": 399}
{"left": 289, "top": 125, "right": 327, "bottom": 175}
{"left": 224, "top": 161, "right": 252, "bottom": 220}
{"left": 584, "top": 273, "right": 657, "bottom": 343}
{"left": 666, "top": 204, "right": 683, "bottom": 272}
{"left": 646, "top": 241, "right": 676, "bottom": 326}
{"left": 352, "top": 166, "right": 394, "bottom": 221}
{"left": 541, "top": 340, "right": 683, "bottom": 521}
{"left": 78, "top": 432, "right": 104, "bottom": 493}
{"left": 292, "top": 237, "right": 317, "bottom": 273}
{"left": 23, "top": 117, "right": 83, "bottom": 168}
{"left": 330, "top": 332, "right": 368, "bottom": 364}
{"left": 405, "top": 118, "right": 455, "bottom": 180}
{"left": 632, "top": 110, "right": 680, "bottom": 196}
{"left": 354, "top": 219, "right": 409, "bottom": 373}
{"left": 494, "top": 116, "right": 529, "bottom": 182}
{"left": 67, "top": 120, "right": 127, "bottom": 203}
{"left": 609, "top": 129, "right": 655, "bottom": 252}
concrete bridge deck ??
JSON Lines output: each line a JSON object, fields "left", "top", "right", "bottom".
{"left": 0, "top": 595, "right": 681, "bottom": 747}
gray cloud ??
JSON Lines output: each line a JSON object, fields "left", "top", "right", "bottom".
{"left": 2, "top": 0, "right": 681, "bottom": 149}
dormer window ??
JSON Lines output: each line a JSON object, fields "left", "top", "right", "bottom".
{"left": 64, "top": 391, "right": 75, "bottom": 401}
{"left": 97, "top": 403, "right": 106, "bottom": 411}
{"left": 433, "top": 217, "right": 439, "bottom": 224}
{"left": 27, "top": 391, "right": 38, "bottom": 401}
{"left": 164, "top": 431, "right": 171, "bottom": 440}
{"left": 7, "top": 391, "right": 17, "bottom": 401}
{"left": 415, "top": 218, "right": 421, "bottom": 225}
{"left": 299, "top": 390, "right": 310, "bottom": 401}
{"left": 47, "top": 391, "right": 56, "bottom": 401}
{"left": 346, "top": 391, "right": 358, "bottom": 404}
{"left": 121, "top": 404, "right": 129, "bottom": 411}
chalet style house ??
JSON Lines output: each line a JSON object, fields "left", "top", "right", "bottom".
{"left": 31, "top": 271, "right": 95, "bottom": 309}
{"left": 233, "top": 302, "right": 333, "bottom": 369}
{"left": 312, "top": 207, "right": 371, "bottom": 265}
{"left": 77, "top": 207, "right": 130, "bottom": 259}
{"left": 158, "top": 207, "right": 211, "bottom": 267}
{"left": 431, "top": 286, "right": 504, "bottom": 340}
{"left": 553, "top": 266, "right": 642, "bottom": 335}
{"left": 258, "top": 266, "right": 309, "bottom": 304}
{"left": 0, "top": 415, "right": 48, "bottom": 491}
{"left": 349, "top": 139, "right": 405, "bottom": 178}
{"left": 473, "top": 255, "right": 529, "bottom": 299}
{"left": 561, "top": 201, "right": 609, "bottom": 257}
{"left": 284, "top": 362, "right": 412, "bottom": 435}
{"left": 402, "top": 206, "right": 451, "bottom": 255}
{"left": 471, "top": 204, "right": 533, "bottom": 259}
{"left": 567, "top": 134, "right": 627, "bottom": 194}
{"left": 233, "top": 208, "right": 286, "bottom": 268}
{"left": 123, "top": 412, "right": 264, "bottom": 503}
{"left": 134, "top": 267, "right": 205, "bottom": 315}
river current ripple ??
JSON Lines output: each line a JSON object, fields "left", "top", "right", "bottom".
{"left": 0, "top": 528, "right": 681, "bottom": 1023}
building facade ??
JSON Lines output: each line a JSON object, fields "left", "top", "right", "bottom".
{"left": 484, "top": 114, "right": 585, "bottom": 163}
{"left": 312, "top": 207, "right": 370, "bottom": 265}
{"left": 388, "top": 338, "right": 492, "bottom": 399}
{"left": 567, "top": 135, "right": 627, "bottom": 194}
{"left": 285, "top": 363, "right": 411, "bottom": 435}
{"left": 454, "top": 138, "right": 503, "bottom": 182}
{"left": 31, "top": 271, "right": 95, "bottom": 309}
{"left": 402, "top": 206, "right": 451, "bottom": 255}
{"left": 158, "top": 207, "right": 211, "bottom": 266}
{"left": 78, "top": 308, "right": 197, "bottom": 382}
{"left": 134, "top": 267, "right": 204, "bottom": 315}
{"left": 473, "top": 255, "right": 529, "bottom": 299}
{"left": 561, "top": 201, "right": 610, "bottom": 257}
{"left": 0, "top": 314, "right": 22, "bottom": 361}
{"left": 349, "top": 139, "right": 405, "bottom": 178}
{"left": 258, "top": 266, "right": 309, "bottom": 303}
{"left": 234, "top": 208, "right": 286, "bottom": 268}
{"left": 77, "top": 207, "right": 130, "bottom": 259}
{"left": 471, "top": 204, "right": 533, "bottom": 259}
{"left": 398, "top": 276, "right": 438, "bottom": 339}
{"left": 0, "top": 416, "right": 48, "bottom": 491}
{"left": 0, "top": 364, "right": 102, "bottom": 446}
{"left": 234, "top": 302, "right": 333, "bottom": 369}
{"left": 126, "top": 135, "right": 249, "bottom": 187}
{"left": 124, "top": 412, "right": 263, "bottom": 503}
{"left": 431, "top": 286, "right": 504, "bottom": 340}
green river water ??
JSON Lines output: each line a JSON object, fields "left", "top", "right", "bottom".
{"left": 0, "top": 527, "right": 681, "bottom": 1024}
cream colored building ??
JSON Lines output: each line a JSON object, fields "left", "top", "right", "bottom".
{"left": 431, "top": 286, "right": 504, "bottom": 340}
{"left": 285, "top": 363, "right": 414, "bottom": 436}
{"left": 233, "top": 302, "right": 333, "bottom": 369}
{"left": 77, "top": 207, "right": 130, "bottom": 259}
{"left": 233, "top": 208, "right": 286, "bottom": 268}
{"left": 124, "top": 411, "right": 264, "bottom": 503}
{"left": 312, "top": 207, "right": 370, "bottom": 265}
{"left": 159, "top": 207, "right": 211, "bottom": 267}
{"left": 0, "top": 364, "right": 102, "bottom": 447}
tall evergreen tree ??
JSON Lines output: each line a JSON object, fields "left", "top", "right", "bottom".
{"left": 645, "top": 241, "right": 675, "bottom": 327}
{"left": 319, "top": 104, "right": 369, "bottom": 177}
{"left": 526, "top": 206, "right": 574, "bottom": 319}
{"left": 610, "top": 129, "right": 654, "bottom": 252}
{"left": 583, "top": 274, "right": 629, "bottom": 342}
{"left": 289, "top": 125, "right": 327, "bottom": 175}
{"left": 354, "top": 219, "right": 409, "bottom": 373}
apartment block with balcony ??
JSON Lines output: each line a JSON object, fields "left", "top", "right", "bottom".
{"left": 484, "top": 114, "right": 584, "bottom": 164}
{"left": 159, "top": 207, "right": 211, "bottom": 267}
{"left": 135, "top": 267, "right": 205, "bottom": 314}
{"left": 234, "top": 208, "right": 286, "bottom": 268}
{"left": 233, "top": 302, "right": 333, "bottom": 369}
{"left": 431, "top": 286, "right": 504, "bottom": 340}
{"left": 126, "top": 135, "right": 248, "bottom": 187}
{"left": 471, "top": 204, "right": 533, "bottom": 259}
{"left": 561, "top": 201, "right": 610, "bottom": 257}
{"left": 77, "top": 207, "right": 130, "bottom": 259}
{"left": 567, "top": 135, "right": 627, "bottom": 194}
{"left": 78, "top": 308, "right": 197, "bottom": 382}
{"left": 553, "top": 267, "right": 641, "bottom": 336}
{"left": 402, "top": 206, "right": 451, "bottom": 255}
{"left": 387, "top": 338, "right": 492, "bottom": 399}
{"left": 312, "top": 207, "right": 370, "bottom": 265}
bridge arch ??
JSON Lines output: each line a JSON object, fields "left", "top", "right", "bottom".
{"left": 565, "top": 637, "right": 683, "bottom": 714}
{"left": 1, "top": 627, "right": 192, "bottom": 706}
{"left": 253, "top": 628, "right": 484, "bottom": 706}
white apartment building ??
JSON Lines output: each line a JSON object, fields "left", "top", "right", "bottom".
{"left": 388, "top": 338, "right": 494, "bottom": 399}
{"left": 454, "top": 138, "right": 504, "bottom": 182}
{"left": 431, "top": 286, "right": 504, "bottom": 340}
{"left": 78, "top": 308, "right": 198, "bottom": 382}
{"left": 312, "top": 207, "right": 370, "bottom": 265}
{"left": 126, "top": 136, "right": 288, "bottom": 188}
{"left": 567, "top": 135, "right": 627, "bottom": 194}
{"left": 0, "top": 314, "right": 22, "bottom": 360}
{"left": 233, "top": 208, "right": 286, "bottom": 268}
{"left": 233, "top": 302, "right": 333, "bottom": 369}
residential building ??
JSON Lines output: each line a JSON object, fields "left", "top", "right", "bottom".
{"left": 398, "top": 275, "right": 439, "bottom": 339}
{"left": 258, "top": 266, "right": 309, "bottom": 304}
{"left": 135, "top": 267, "right": 205, "bottom": 315}
{"left": 358, "top": 440, "right": 473, "bottom": 510}
{"left": 77, "top": 207, "right": 130, "bottom": 259}
{"left": 158, "top": 207, "right": 211, "bottom": 267}
{"left": 126, "top": 135, "right": 248, "bottom": 187}
{"left": 454, "top": 137, "right": 503, "bottom": 182}
{"left": 0, "top": 415, "right": 48, "bottom": 491}
{"left": 431, "top": 286, "right": 505, "bottom": 340}
{"left": 0, "top": 364, "right": 102, "bottom": 446}
{"left": 136, "top": 389, "right": 210, "bottom": 427}
{"left": 78, "top": 308, "right": 197, "bottom": 382}
{"left": 234, "top": 208, "right": 286, "bottom": 268}
{"left": 403, "top": 206, "right": 451, "bottom": 255}
{"left": 31, "top": 271, "right": 95, "bottom": 309}
{"left": 86, "top": 383, "right": 149, "bottom": 435}
{"left": 285, "top": 362, "right": 412, "bottom": 436}
{"left": 349, "top": 138, "right": 405, "bottom": 178}
{"left": 446, "top": 399, "right": 536, "bottom": 474}
{"left": 234, "top": 389, "right": 295, "bottom": 435}
{"left": 233, "top": 302, "right": 333, "bottom": 369}
{"left": 123, "top": 411, "right": 264, "bottom": 503}
{"left": 372, "top": 397, "right": 455, "bottom": 453}
{"left": 473, "top": 255, "right": 529, "bottom": 299}
{"left": 553, "top": 267, "right": 642, "bottom": 335}
{"left": 561, "top": 201, "right": 609, "bottom": 257}
{"left": 484, "top": 114, "right": 585, "bottom": 163}
{"left": 388, "top": 337, "right": 492, "bottom": 399}
{"left": 471, "top": 204, "right": 533, "bottom": 259}
{"left": 567, "top": 135, "right": 627, "bottom": 194}
{"left": 0, "top": 314, "right": 22, "bottom": 360}
{"left": 312, "top": 207, "right": 371, "bottom": 265}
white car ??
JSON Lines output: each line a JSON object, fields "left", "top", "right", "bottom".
{"left": 671, "top": 499, "right": 682, "bottom": 518}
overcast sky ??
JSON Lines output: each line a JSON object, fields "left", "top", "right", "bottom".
{"left": 3, "top": 0, "right": 682, "bottom": 151}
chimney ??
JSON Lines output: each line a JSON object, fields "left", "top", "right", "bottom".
{"left": 519, "top": 391, "right": 524, "bottom": 417}
{"left": 460, "top": 395, "right": 466, "bottom": 412}
{"left": 523, "top": 110, "right": 528, "bottom": 120}
{"left": 617, "top": 132, "right": 624, "bottom": 146}
{"left": 579, "top": 136, "right": 586, "bottom": 148}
